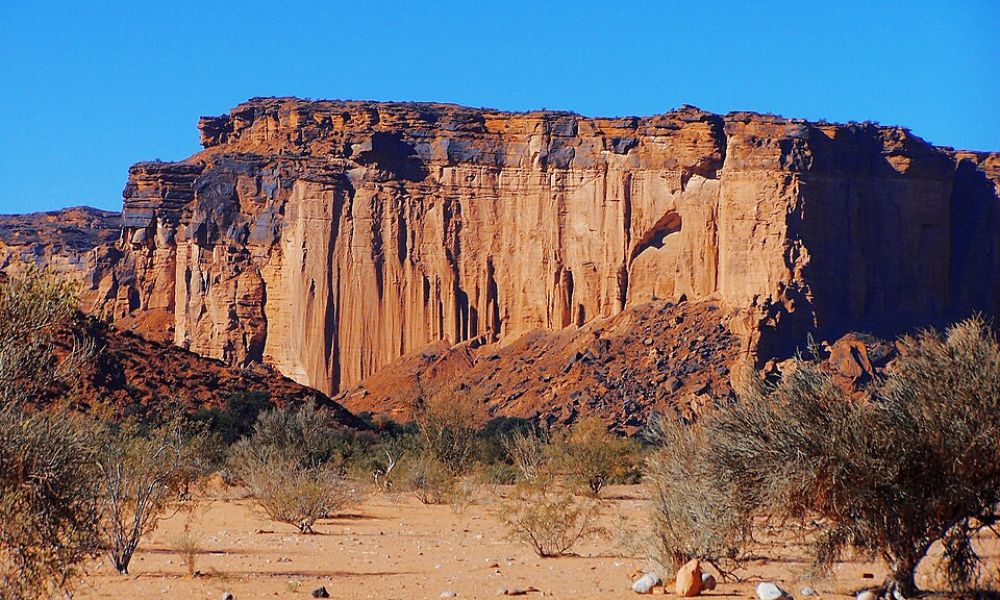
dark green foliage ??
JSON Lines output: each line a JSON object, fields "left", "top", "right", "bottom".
{"left": 191, "top": 391, "right": 271, "bottom": 444}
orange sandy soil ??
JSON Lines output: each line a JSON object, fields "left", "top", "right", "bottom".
{"left": 73, "top": 485, "right": 999, "bottom": 600}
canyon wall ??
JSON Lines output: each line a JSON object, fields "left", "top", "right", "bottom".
{"left": 69, "top": 98, "right": 1000, "bottom": 395}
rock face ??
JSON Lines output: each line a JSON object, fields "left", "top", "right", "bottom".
{"left": 0, "top": 206, "right": 121, "bottom": 277}
{"left": 6, "top": 98, "right": 1000, "bottom": 401}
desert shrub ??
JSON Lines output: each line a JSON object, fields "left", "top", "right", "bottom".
{"left": 95, "top": 420, "right": 208, "bottom": 574}
{"left": 0, "top": 407, "right": 102, "bottom": 599}
{"left": 502, "top": 428, "right": 549, "bottom": 482}
{"left": 230, "top": 445, "right": 355, "bottom": 533}
{"left": 477, "top": 416, "right": 537, "bottom": 464}
{"left": 414, "top": 393, "right": 486, "bottom": 475}
{"left": 402, "top": 454, "right": 457, "bottom": 504}
{"left": 706, "top": 318, "right": 1000, "bottom": 597}
{"left": 645, "top": 415, "right": 753, "bottom": 579}
{"left": 0, "top": 270, "right": 102, "bottom": 598}
{"left": 498, "top": 478, "right": 604, "bottom": 557}
{"left": 227, "top": 404, "right": 362, "bottom": 532}
{"left": 168, "top": 530, "right": 202, "bottom": 576}
{"left": 548, "top": 417, "right": 640, "bottom": 497}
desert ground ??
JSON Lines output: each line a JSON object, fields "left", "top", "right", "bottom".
{"left": 71, "top": 483, "right": 999, "bottom": 600}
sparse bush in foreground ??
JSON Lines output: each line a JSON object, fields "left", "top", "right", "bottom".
{"left": 548, "top": 417, "right": 640, "bottom": 497}
{"left": 645, "top": 416, "right": 753, "bottom": 579}
{"left": 0, "top": 408, "right": 101, "bottom": 599}
{"left": 498, "top": 478, "right": 604, "bottom": 557}
{"left": 705, "top": 318, "right": 1000, "bottom": 597}
{"left": 95, "top": 421, "right": 208, "bottom": 574}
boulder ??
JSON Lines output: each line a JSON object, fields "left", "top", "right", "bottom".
{"left": 675, "top": 559, "right": 703, "bottom": 597}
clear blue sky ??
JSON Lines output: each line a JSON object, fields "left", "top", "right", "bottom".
{"left": 1, "top": 1, "right": 998, "bottom": 214}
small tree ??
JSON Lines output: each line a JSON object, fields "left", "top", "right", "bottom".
{"left": 95, "top": 421, "right": 206, "bottom": 574}
{"left": 549, "top": 417, "right": 639, "bottom": 497}
{"left": 710, "top": 318, "right": 1000, "bottom": 598}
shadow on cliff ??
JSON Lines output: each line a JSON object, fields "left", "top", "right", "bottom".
{"left": 757, "top": 129, "right": 1000, "bottom": 361}
{"left": 352, "top": 132, "right": 429, "bottom": 182}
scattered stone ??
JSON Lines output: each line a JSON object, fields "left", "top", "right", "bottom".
{"left": 311, "top": 587, "right": 330, "bottom": 598}
{"left": 632, "top": 572, "right": 661, "bottom": 594}
{"left": 757, "top": 582, "right": 791, "bottom": 600}
{"left": 440, "top": 592, "right": 457, "bottom": 598}
{"left": 701, "top": 573, "right": 717, "bottom": 592}
{"left": 801, "top": 587, "right": 817, "bottom": 596}
{"left": 856, "top": 591, "right": 876, "bottom": 600}
{"left": 222, "top": 593, "right": 234, "bottom": 600}
{"left": 675, "top": 559, "right": 702, "bottom": 597}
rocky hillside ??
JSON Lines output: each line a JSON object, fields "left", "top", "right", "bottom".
{"left": 2, "top": 97, "right": 998, "bottom": 426}
{"left": 48, "top": 316, "right": 362, "bottom": 428}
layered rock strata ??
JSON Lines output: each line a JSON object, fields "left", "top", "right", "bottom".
{"left": 8, "top": 98, "right": 999, "bottom": 398}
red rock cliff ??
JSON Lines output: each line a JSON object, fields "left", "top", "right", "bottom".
{"left": 70, "top": 98, "right": 1000, "bottom": 396}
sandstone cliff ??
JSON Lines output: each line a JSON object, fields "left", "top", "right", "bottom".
{"left": 8, "top": 98, "right": 1000, "bottom": 404}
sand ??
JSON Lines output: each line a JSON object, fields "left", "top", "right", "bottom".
{"left": 72, "top": 485, "right": 997, "bottom": 600}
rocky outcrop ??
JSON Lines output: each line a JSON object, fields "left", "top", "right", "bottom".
{"left": 0, "top": 206, "right": 121, "bottom": 277}
{"left": 7, "top": 98, "right": 1000, "bottom": 403}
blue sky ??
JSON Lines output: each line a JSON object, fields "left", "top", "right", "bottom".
{"left": 1, "top": 1, "right": 998, "bottom": 214}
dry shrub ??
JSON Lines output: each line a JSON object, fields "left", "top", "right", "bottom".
{"left": 645, "top": 416, "right": 753, "bottom": 579}
{"left": 498, "top": 478, "right": 604, "bottom": 557}
{"left": 703, "top": 318, "right": 1000, "bottom": 598}
{"left": 0, "top": 267, "right": 94, "bottom": 406}
{"left": 230, "top": 443, "right": 358, "bottom": 534}
{"left": 0, "top": 408, "right": 101, "bottom": 599}
{"left": 168, "top": 530, "right": 203, "bottom": 576}
{"left": 548, "top": 417, "right": 640, "bottom": 497}
{"left": 0, "top": 269, "right": 100, "bottom": 598}
{"left": 502, "top": 429, "right": 549, "bottom": 482}
{"left": 403, "top": 454, "right": 457, "bottom": 505}
{"left": 414, "top": 392, "right": 486, "bottom": 475}
{"left": 95, "top": 421, "right": 208, "bottom": 574}
{"left": 227, "top": 403, "right": 364, "bottom": 533}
